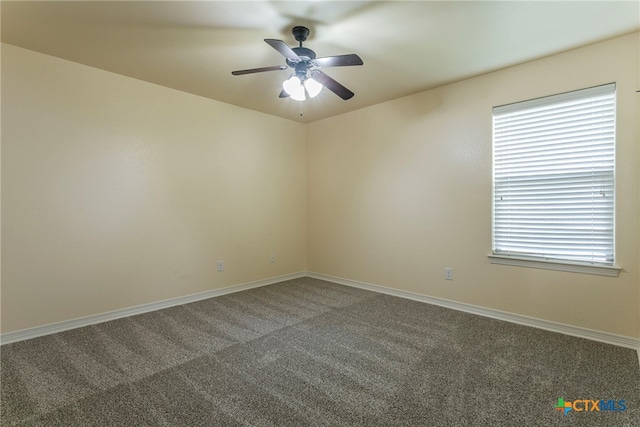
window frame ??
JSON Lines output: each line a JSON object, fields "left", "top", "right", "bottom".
{"left": 489, "top": 84, "right": 620, "bottom": 277}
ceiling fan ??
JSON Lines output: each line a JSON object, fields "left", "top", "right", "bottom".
{"left": 231, "top": 26, "right": 363, "bottom": 101}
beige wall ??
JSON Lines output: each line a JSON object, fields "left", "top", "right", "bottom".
{"left": 2, "top": 33, "right": 639, "bottom": 340}
{"left": 1, "top": 44, "right": 307, "bottom": 333}
{"left": 308, "top": 33, "right": 640, "bottom": 338}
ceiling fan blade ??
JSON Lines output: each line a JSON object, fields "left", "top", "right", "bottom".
{"left": 279, "top": 89, "right": 290, "bottom": 98}
{"left": 313, "top": 71, "right": 355, "bottom": 100}
{"left": 265, "top": 39, "right": 301, "bottom": 62}
{"left": 231, "top": 65, "right": 287, "bottom": 76}
{"left": 314, "top": 54, "right": 363, "bottom": 68}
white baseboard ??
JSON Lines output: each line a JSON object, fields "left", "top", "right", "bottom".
{"left": 307, "top": 272, "right": 640, "bottom": 351}
{"left": 0, "top": 272, "right": 306, "bottom": 345}
{"left": 3, "top": 270, "right": 639, "bottom": 364}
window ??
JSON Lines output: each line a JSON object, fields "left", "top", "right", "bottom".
{"left": 490, "top": 84, "right": 618, "bottom": 276}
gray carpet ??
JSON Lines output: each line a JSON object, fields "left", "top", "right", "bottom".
{"left": 1, "top": 277, "right": 639, "bottom": 426}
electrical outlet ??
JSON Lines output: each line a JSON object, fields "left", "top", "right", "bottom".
{"left": 270, "top": 253, "right": 276, "bottom": 263}
{"left": 217, "top": 260, "right": 224, "bottom": 272}
{"left": 444, "top": 268, "right": 453, "bottom": 280}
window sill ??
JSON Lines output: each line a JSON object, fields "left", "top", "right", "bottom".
{"left": 488, "top": 255, "right": 620, "bottom": 277}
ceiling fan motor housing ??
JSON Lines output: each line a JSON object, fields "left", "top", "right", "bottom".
{"left": 287, "top": 46, "right": 316, "bottom": 68}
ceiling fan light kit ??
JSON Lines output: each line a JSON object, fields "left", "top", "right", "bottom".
{"left": 304, "top": 77, "right": 323, "bottom": 98}
{"left": 232, "top": 26, "right": 363, "bottom": 103}
{"left": 282, "top": 75, "right": 306, "bottom": 101}
{"left": 282, "top": 75, "right": 322, "bottom": 101}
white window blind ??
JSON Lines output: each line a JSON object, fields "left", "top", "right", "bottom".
{"left": 492, "top": 83, "right": 615, "bottom": 265}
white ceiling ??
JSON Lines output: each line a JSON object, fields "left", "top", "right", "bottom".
{"left": 2, "top": 1, "right": 639, "bottom": 123}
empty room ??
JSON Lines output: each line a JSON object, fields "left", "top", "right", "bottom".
{"left": 1, "top": 1, "right": 639, "bottom": 425}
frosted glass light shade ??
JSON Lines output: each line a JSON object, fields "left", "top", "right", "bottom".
{"left": 305, "top": 78, "right": 323, "bottom": 98}
{"left": 282, "top": 76, "right": 305, "bottom": 101}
